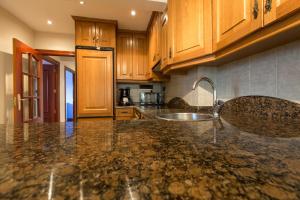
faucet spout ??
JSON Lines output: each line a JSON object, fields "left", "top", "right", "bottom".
{"left": 192, "top": 77, "right": 220, "bottom": 118}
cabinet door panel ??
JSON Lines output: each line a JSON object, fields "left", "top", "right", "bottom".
{"left": 161, "top": 15, "right": 168, "bottom": 69}
{"left": 133, "top": 34, "right": 148, "bottom": 80}
{"left": 213, "top": 0, "right": 262, "bottom": 51}
{"left": 96, "top": 23, "right": 116, "bottom": 48}
{"left": 264, "top": 0, "right": 300, "bottom": 25}
{"left": 75, "top": 21, "right": 95, "bottom": 46}
{"left": 170, "top": 0, "right": 212, "bottom": 63}
{"left": 77, "top": 50, "right": 113, "bottom": 117}
{"left": 117, "top": 33, "right": 133, "bottom": 80}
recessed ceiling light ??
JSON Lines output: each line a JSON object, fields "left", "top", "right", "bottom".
{"left": 131, "top": 10, "right": 136, "bottom": 16}
{"left": 47, "top": 20, "right": 52, "bottom": 25}
{"left": 80, "top": 1, "right": 84, "bottom": 5}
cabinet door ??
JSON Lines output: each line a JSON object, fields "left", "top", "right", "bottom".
{"left": 148, "top": 23, "right": 157, "bottom": 70}
{"left": 117, "top": 33, "right": 133, "bottom": 80}
{"left": 213, "top": 0, "right": 263, "bottom": 51}
{"left": 77, "top": 49, "right": 113, "bottom": 117}
{"left": 169, "top": 0, "right": 212, "bottom": 63}
{"left": 264, "top": 0, "right": 300, "bottom": 25}
{"left": 95, "top": 23, "right": 116, "bottom": 48}
{"left": 161, "top": 13, "right": 169, "bottom": 69}
{"left": 153, "top": 14, "right": 161, "bottom": 64}
{"left": 75, "top": 21, "right": 96, "bottom": 46}
{"left": 132, "top": 33, "right": 148, "bottom": 80}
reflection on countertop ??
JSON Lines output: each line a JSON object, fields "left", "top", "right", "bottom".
{"left": 0, "top": 113, "right": 300, "bottom": 199}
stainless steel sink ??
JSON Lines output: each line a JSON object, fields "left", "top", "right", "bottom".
{"left": 156, "top": 113, "right": 213, "bottom": 121}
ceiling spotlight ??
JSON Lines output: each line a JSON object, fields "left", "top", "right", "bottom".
{"left": 47, "top": 20, "right": 53, "bottom": 25}
{"left": 80, "top": 1, "right": 84, "bottom": 5}
{"left": 131, "top": 10, "right": 136, "bottom": 16}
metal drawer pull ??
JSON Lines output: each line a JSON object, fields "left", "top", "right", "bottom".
{"left": 253, "top": 0, "right": 259, "bottom": 19}
{"left": 265, "top": 0, "right": 272, "bottom": 12}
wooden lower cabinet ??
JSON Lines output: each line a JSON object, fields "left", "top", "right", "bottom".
{"left": 115, "top": 107, "right": 134, "bottom": 120}
{"left": 77, "top": 49, "right": 113, "bottom": 117}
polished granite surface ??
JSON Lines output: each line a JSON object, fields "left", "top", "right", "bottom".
{"left": 0, "top": 111, "right": 300, "bottom": 199}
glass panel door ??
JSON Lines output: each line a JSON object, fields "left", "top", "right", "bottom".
{"left": 13, "top": 38, "right": 43, "bottom": 124}
{"left": 19, "top": 53, "right": 41, "bottom": 122}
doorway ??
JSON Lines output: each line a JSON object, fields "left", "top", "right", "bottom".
{"left": 42, "top": 57, "right": 60, "bottom": 122}
{"left": 65, "top": 67, "right": 75, "bottom": 121}
{"left": 13, "top": 38, "right": 75, "bottom": 124}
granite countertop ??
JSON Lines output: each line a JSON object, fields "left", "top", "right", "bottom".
{"left": 0, "top": 109, "right": 300, "bottom": 199}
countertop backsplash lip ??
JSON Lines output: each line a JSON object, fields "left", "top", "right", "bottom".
{"left": 220, "top": 95, "right": 300, "bottom": 122}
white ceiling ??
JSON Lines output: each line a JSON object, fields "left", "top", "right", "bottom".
{"left": 0, "top": 0, "right": 167, "bottom": 34}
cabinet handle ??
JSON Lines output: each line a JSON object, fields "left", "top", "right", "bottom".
{"left": 265, "top": 0, "right": 272, "bottom": 12}
{"left": 253, "top": 0, "right": 259, "bottom": 19}
{"left": 169, "top": 48, "right": 172, "bottom": 59}
{"left": 153, "top": 55, "right": 156, "bottom": 62}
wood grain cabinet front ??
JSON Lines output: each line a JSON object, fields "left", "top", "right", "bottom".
{"left": 74, "top": 18, "right": 116, "bottom": 48}
{"left": 168, "top": 0, "right": 212, "bottom": 64}
{"left": 213, "top": 0, "right": 263, "bottom": 51}
{"left": 117, "top": 33, "right": 133, "bottom": 80}
{"left": 77, "top": 49, "right": 113, "bottom": 117}
{"left": 117, "top": 32, "right": 148, "bottom": 81}
{"left": 75, "top": 21, "right": 96, "bottom": 47}
{"left": 263, "top": 0, "right": 300, "bottom": 25}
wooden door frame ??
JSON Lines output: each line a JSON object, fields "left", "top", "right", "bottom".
{"left": 13, "top": 38, "right": 75, "bottom": 124}
{"left": 64, "top": 67, "right": 76, "bottom": 122}
{"left": 42, "top": 56, "right": 60, "bottom": 122}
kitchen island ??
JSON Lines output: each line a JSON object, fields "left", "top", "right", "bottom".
{"left": 0, "top": 106, "right": 299, "bottom": 200}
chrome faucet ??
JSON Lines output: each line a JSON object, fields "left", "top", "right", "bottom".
{"left": 192, "top": 77, "right": 222, "bottom": 118}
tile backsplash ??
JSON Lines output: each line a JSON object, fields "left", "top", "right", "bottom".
{"left": 117, "top": 83, "right": 164, "bottom": 103}
{"left": 165, "top": 40, "right": 300, "bottom": 106}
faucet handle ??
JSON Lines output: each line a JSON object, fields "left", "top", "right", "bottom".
{"left": 213, "top": 100, "right": 225, "bottom": 118}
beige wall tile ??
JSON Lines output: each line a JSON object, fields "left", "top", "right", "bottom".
{"left": 165, "top": 40, "right": 300, "bottom": 106}
{"left": 277, "top": 40, "right": 300, "bottom": 103}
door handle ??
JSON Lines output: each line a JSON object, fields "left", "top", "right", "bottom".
{"left": 253, "top": 0, "right": 259, "bottom": 19}
{"left": 17, "top": 93, "right": 28, "bottom": 111}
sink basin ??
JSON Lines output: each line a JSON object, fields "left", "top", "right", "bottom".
{"left": 156, "top": 113, "right": 213, "bottom": 121}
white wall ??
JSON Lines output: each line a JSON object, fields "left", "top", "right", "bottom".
{"left": 0, "top": 6, "right": 34, "bottom": 54}
{"left": 0, "top": 6, "right": 75, "bottom": 124}
{"left": 0, "top": 6, "right": 35, "bottom": 124}
{"left": 0, "top": 53, "right": 6, "bottom": 124}
{"left": 165, "top": 40, "right": 300, "bottom": 105}
{"left": 34, "top": 31, "right": 75, "bottom": 52}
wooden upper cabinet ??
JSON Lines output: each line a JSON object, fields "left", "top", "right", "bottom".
{"left": 264, "top": 0, "right": 300, "bottom": 25}
{"left": 132, "top": 33, "right": 148, "bottom": 80}
{"left": 169, "top": 0, "right": 212, "bottom": 63}
{"left": 75, "top": 21, "right": 96, "bottom": 46}
{"left": 73, "top": 17, "right": 117, "bottom": 48}
{"left": 77, "top": 49, "right": 113, "bottom": 117}
{"left": 117, "top": 33, "right": 133, "bottom": 80}
{"left": 213, "top": 0, "right": 263, "bottom": 51}
{"left": 95, "top": 23, "right": 116, "bottom": 48}
{"left": 117, "top": 31, "right": 148, "bottom": 81}
{"left": 148, "top": 12, "right": 162, "bottom": 71}
{"left": 161, "top": 11, "right": 169, "bottom": 69}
